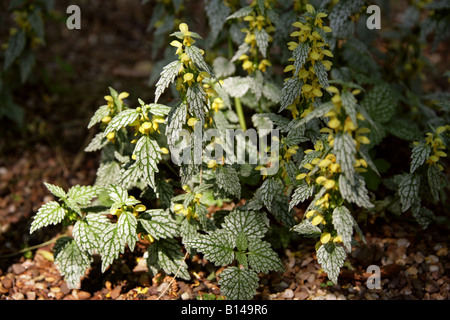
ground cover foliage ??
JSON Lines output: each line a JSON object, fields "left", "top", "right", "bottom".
{"left": 2, "top": 0, "right": 449, "bottom": 300}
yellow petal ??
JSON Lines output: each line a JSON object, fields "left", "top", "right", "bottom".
{"left": 320, "top": 232, "right": 331, "bottom": 244}
{"left": 311, "top": 215, "right": 324, "bottom": 226}
{"left": 179, "top": 23, "right": 189, "bottom": 34}
{"left": 118, "top": 92, "right": 129, "bottom": 100}
{"left": 324, "top": 179, "right": 336, "bottom": 189}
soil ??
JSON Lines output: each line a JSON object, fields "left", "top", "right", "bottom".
{"left": 0, "top": 0, "right": 449, "bottom": 301}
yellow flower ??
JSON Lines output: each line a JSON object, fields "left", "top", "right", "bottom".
{"left": 258, "top": 59, "right": 272, "bottom": 72}
{"left": 106, "top": 132, "right": 115, "bottom": 143}
{"left": 311, "top": 214, "right": 324, "bottom": 226}
{"left": 211, "top": 97, "right": 224, "bottom": 113}
{"left": 183, "top": 72, "right": 195, "bottom": 86}
{"left": 320, "top": 232, "right": 331, "bottom": 244}
{"left": 188, "top": 117, "right": 199, "bottom": 127}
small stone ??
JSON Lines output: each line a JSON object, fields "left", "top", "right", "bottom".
{"left": 406, "top": 266, "right": 418, "bottom": 276}
{"left": 60, "top": 282, "right": 71, "bottom": 295}
{"left": 12, "top": 264, "right": 26, "bottom": 275}
{"left": 395, "top": 259, "right": 406, "bottom": 266}
{"left": 1, "top": 277, "right": 13, "bottom": 289}
{"left": 325, "top": 293, "right": 336, "bottom": 300}
{"left": 414, "top": 252, "right": 425, "bottom": 264}
{"left": 77, "top": 291, "right": 92, "bottom": 300}
{"left": 12, "top": 292, "right": 25, "bottom": 300}
{"left": 181, "top": 292, "right": 192, "bottom": 300}
{"left": 336, "top": 294, "right": 347, "bottom": 300}
{"left": 282, "top": 289, "right": 294, "bottom": 299}
{"left": 429, "top": 265, "right": 439, "bottom": 272}
{"left": 397, "top": 238, "right": 410, "bottom": 248}
{"left": 426, "top": 255, "right": 439, "bottom": 264}
{"left": 294, "top": 289, "right": 309, "bottom": 300}
{"left": 110, "top": 286, "right": 122, "bottom": 300}
{"left": 26, "top": 292, "right": 36, "bottom": 300}
{"left": 157, "top": 282, "right": 169, "bottom": 293}
{"left": 50, "top": 287, "right": 61, "bottom": 293}
{"left": 424, "top": 281, "right": 439, "bottom": 293}
{"left": 400, "top": 286, "right": 412, "bottom": 295}
{"left": 364, "top": 293, "right": 379, "bottom": 300}
{"left": 436, "top": 247, "right": 448, "bottom": 257}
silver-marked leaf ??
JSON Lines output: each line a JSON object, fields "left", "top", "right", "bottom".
{"left": 216, "top": 165, "right": 241, "bottom": 199}
{"left": 289, "top": 183, "right": 315, "bottom": 211}
{"left": 340, "top": 91, "right": 357, "bottom": 125}
{"left": 187, "top": 83, "right": 206, "bottom": 125}
{"left": 73, "top": 213, "right": 111, "bottom": 254}
{"left": 428, "top": 164, "right": 444, "bottom": 201}
{"left": 119, "top": 163, "right": 142, "bottom": 189}
{"left": 100, "top": 224, "right": 122, "bottom": 273}
{"left": 166, "top": 101, "right": 187, "bottom": 149}
{"left": 213, "top": 56, "right": 236, "bottom": 78}
{"left": 332, "top": 206, "right": 354, "bottom": 252}
{"left": 205, "top": 0, "right": 231, "bottom": 44}
{"left": 398, "top": 173, "right": 421, "bottom": 212}
{"left": 134, "top": 135, "right": 162, "bottom": 190}
{"left": 247, "top": 238, "right": 285, "bottom": 273}
{"left": 54, "top": 239, "right": 92, "bottom": 290}
{"left": 334, "top": 132, "right": 356, "bottom": 183}
{"left": 103, "top": 109, "right": 139, "bottom": 136}
{"left": 146, "top": 238, "right": 190, "bottom": 280}
{"left": 185, "top": 230, "right": 236, "bottom": 266}
{"left": 155, "top": 60, "right": 182, "bottom": 103}
{"left": 67, "top": 185, "right": 99, "bottom": 206}
{"left": 313, "top": 60, "right": 329, "bottom": 89}
{"left": 30, "top": 201, "right": 66, "bottom": 234}
{"left": 291, "top": 219, "right": 321, "bottom": 238}
{"left": 226, "top": 6, "right": 253, "bottom": 20}
{"left": 139, "top": 209, "right": 178, "bottom": 240}
{"left": 222, "top": 76, "right": 252, "bottom": 98}
{"left": 339, "top": 174, "right": 374, "bottom": 209}
{"left": 87, "top": 105, "right": 109, "bottom": 129}
{"left": 317, "top": 243, "right": 346, "bottom": 284}
{"left": 107, "top": 185, "right": 129, "bottom": 207}
{"left": 222, "top": 209, "right": 268, "bottom": 239}
{"left": 44, "top": 182, "right": 66, "bottom": 199}
{"left": 294, "top": 101, "right": 334, "bottom": 128}
{"left": 95, "top": 162, "right": 121, "bottom": 187}
{"left": 279, "top": 77, "right": 303, "bottom": 112}
{"left": 85, "top": 132, "right": 108, "bottom": 152}
{"left": 147, "top": 103, "right": 172, "bottom": 116}
{"left": 255, "top": 28, "right": 269, "bottom": 58}
{"left": 263, "top": 81, "right": 282, "bottom": 103}
{"left": 219, "top": 267, "right": 259, "bottom": 300}
{"left": 293, "top": 42, "right": 310, "bottom": 76}
{"left": 259, "top": 178, "right": 283, "bottom": 213}
{"left": 412, "top": 205, "right": 435, "bottom": 229}
{"left": 231, "top": 42, "right": 250, "bottom": 62}
{"left": 185, "top": 45, "right": 212, "bottom": 74}
{"left": 155, "top": 178, "right": 174, "bottom": 208}
{"left": 410, "top": 142, "right": 431, "bottom": 173}
{"left": 117, "top": 210, "right": 138, "bottom": 252}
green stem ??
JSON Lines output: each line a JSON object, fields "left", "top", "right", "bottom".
{"left": 0, "top": 238, "right": 59, "bottom": 259}
{"left": 234, "top": 97, "right": 247, "bottom": 131}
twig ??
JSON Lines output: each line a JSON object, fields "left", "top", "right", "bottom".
{"left": 0, "top": 238, "right": 58, "bottom": 259}
{"left": 157, "top": 251, "right": 189, "bottom": 300}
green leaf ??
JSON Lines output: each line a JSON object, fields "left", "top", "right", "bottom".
{"left": 30, "top": 201, "right": 66, "bottom": 233}
{"left": 54, "top": 239, "right": 92, "bottom": 289}
{"left": 412, "top": 205, "right": 435, "bottom": 229}
{"left": 259, "top": 178, "right": 283, "bottom": 213}
{"left": 117, "top": 211, "right": 138, "bottom": 252}
{"left": 223, "top": 76, "right": 252, "bottom": 98}
{"left": 185, "top": 45, "right": 212, "bottom": 74}
{"left": 155, "top": 60, "right": 182, "bottom": 103}
{"left": 155, "top": 178, "right": 174, "bottom": 208}
{"left": 44, "top": 182, "right": 66, "bottom": 199}
{"left": 398, "top": 173, "right": 421, "bottom": 212}
{"left": 361, "top": 84, "right": 397, "bottom": 124}
{"left": 88, "top": 105, "right": 110, "bottom": 129}
{"left": 187, "top": 83, "right": 206, "bottom": 125}
{"left": 205, "top": 0, "right": 231, "bottom": 43}
{"left": 20, "top": 50, "right": 35, "bottom": 83}
{"left": 85, "top": 132, "right": 108, "bottom": 152}
{"left": 147, "top": 238, "right": 190, "bottom": 280}
{"left": 119, "top": 163, "right": 141, "bottom": 189}
{"left": 73, "top": 213, "right": 111, "bottom": 254}
{"left": 4, "top": 29, "right": 26, "bottom": 70}
{"left": 291, "top": 219, "right": 321, "bottom": 238}
{"left": 95, "top": 162, "right": 121, "bottom": 187}
{"left": 236, "top": 232, "right": 248, "bottom": 252}
{"left": 134, "top": 135, "right": 162, "bottom": 190}
{"left": 410, "top": 142, "right": 431, "bottom": 173}
{"left": 247, "top": 238, "right": 284, "bottom": 273}
{"left": 139, "top": 209, "right": 178, "bottom": 240}
{"left": 99, "top": 224, "right": 122, "bottom": 273}
{"left": 279, "top": 77, "right": 303, "bottom": 112}
{"left": 334, "top": 132, "right": 356, "bottom": 183}
{"left": 147, "top": 103, "right": 172, "bottom": 117}
{"left": 332, "top": 206, "right": 354, "bottom": 252}
{"left": 316, "top": 243, "right": 346, "bottom": 284}
{"left": 289, "top": 183, "right": 315, "bottom": 211}
{"left": 222, "top": 209, "right": 268, "bottom": 239}
{"left": 255, "top": 28, "right": 269, "bottom": 58}
{"left": 216, "top": 165, "right": 241, "bottom": 199}
{"left": 340, "top": 91, "right": 357, "bottom": 125}
{"left": 218, "top": 267, "right": 259, "bottom": 300}
{"left": 103, "top": 109, "right": 139, "bottom": 136}
{"left": 293, "top": 42, "right": 310, "bottom": 77}
{"left": 185, "top": 230, "right": 236, "bottom": 266}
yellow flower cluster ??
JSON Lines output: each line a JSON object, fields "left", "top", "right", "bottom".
{"left": 110, "top": 196, "right": 146, "bottom": 218}
{"left": 173, "top": 185, "right": 203, "bottom": 220}
{"left": 170, "top": 23, "right": 211, "bottom": 92}
{"left": 284, "top": 5, "right": 333, "bottom": 118}
{"left": 238, "top": 5, "right": 274, "bottom": 74}
{"left": 101, "top": 91, "right": 129, "bottom": 143}
{"left": 424, "top": 125, "right": 449, "bottom": 170}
